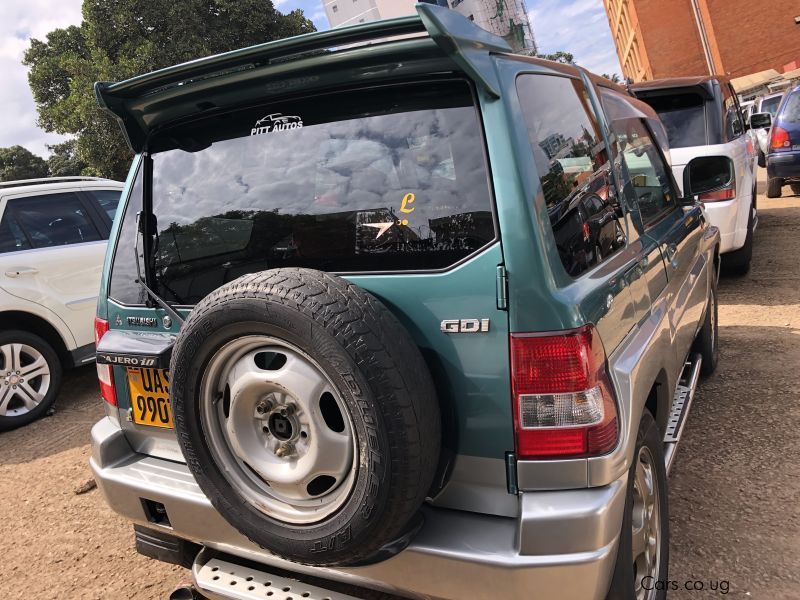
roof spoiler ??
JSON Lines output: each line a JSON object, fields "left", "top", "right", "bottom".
{"left": 95, "top": 4, "right": 511, "bottom": 153}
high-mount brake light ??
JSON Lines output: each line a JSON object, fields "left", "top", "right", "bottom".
{"left": 94, "top": 317, "right": 117, "bottom": 406}
{"left": 510, "top": 325, "right": 619, "bottom": 459}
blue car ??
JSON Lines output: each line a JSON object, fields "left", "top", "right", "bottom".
{"left": 766, "top": 84, "right": 800, "bottom": 198}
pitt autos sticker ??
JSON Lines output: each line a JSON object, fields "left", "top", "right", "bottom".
{"left": 251, "top": 113, "right": 304, "bottom": 136}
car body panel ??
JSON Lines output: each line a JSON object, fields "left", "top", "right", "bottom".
{"left": 767, "top": 86, "right": 800, "bottom": 182}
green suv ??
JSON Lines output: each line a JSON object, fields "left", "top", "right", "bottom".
{"left": 91, "top": 5, "right": 722, "bottom": 599}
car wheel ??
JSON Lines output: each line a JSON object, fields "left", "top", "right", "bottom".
{"left": 791, "top": 183, "right": 800, "bottom": 196}
{"left": 757, "top": 149, "right": 766, "bottom": 168}
{"left": 723, "top": 206, "right": 753, "bottom": 276}
{"left": 766, "top": 177, "right": 783, "bottom": 198}
{"left": 0, "top": 330, "right": 62, "bottom": 432}
{"left": 693, "top": 281, "right": 719, "bottom": 377}
{"left": 170, "top": 268, "right": 440, "bottom": 567}
{"left": 606, "top": 411, "right": 669, "bottom": 600}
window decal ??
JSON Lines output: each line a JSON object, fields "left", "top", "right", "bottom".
{"left": 251, "top": 113, "right": 304, "bottom": 136}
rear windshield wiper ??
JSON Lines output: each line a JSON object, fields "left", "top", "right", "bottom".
{"left": 134, "top": 210, "right": 185, "bottom": 326}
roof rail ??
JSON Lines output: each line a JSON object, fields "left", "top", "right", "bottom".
{"left": 0, "top": 176, "right": 109, "bottom": 190}
{"left": 96, "top": 4, "right": 512, "bottom": 152}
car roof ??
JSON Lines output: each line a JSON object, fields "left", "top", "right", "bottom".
{"left": 0, "top": 177, "right": 124, "bottom": 198}
{"left": 631, "top": 75, "right": 728, "bottom": 91}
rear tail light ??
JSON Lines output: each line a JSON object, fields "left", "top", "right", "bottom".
{"left": 771, "top": 126, "right": 791, "bottom": 150}
{"left": 94, "top": 317, "right": 117, "bottom": 406}
{"left": 510, "top": 326, "right": 618, "bottom": 459}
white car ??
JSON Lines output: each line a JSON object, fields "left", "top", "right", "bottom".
{"left": 751, "top": 91, "right": 785, "bottom": 167}
{"left": 0, "top": 176, "right": 124, "bottom": 430}
{"left": 633, "top": 76, "right": 757, "bottom": 274}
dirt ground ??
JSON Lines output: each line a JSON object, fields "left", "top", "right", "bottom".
{"left": 0, "top": 170, "right": 798, "bottom": 600}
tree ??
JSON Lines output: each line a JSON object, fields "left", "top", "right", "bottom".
{"left": 537, "top": 51, "right": 575, "bottom": 65}
{"left": 47, "top": 139, "right": 88, "bottom": 177}
{"left": 0, "top": 146, "right": 49, "bottom": 182}
{"left": 24, "top": 0, "right": 316, "bottom": 181}
{"left": 602, "top": 73, "right": 622, "bottom": 84}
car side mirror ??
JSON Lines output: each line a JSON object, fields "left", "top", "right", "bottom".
{"left": 749, "top": 112, "right": 772, "bottom": 130}
{"left": 682, "top": 156, "right": 734, "bottom": 203}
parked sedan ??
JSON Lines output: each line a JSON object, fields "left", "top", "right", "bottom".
{"left": 766, "top": 84, "right": 800, "bottom": 198}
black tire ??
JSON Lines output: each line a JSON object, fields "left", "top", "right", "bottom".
{"left": 723, "top": 206, "right": 753, "bottom": 276}
{"left": 757, "top": 149, "right": 766, "bottom": 168}
{"left": 693, "top": 280, "right": 719, "bottom": 377}
{"left": 791, "top": 183, "right": 800, "bottom": 196}
{"left": 766, "top": 177, "right": 783, "bottom": 198}
{"left": 606, "top": 411, "right": 669, "bottom": 600}
{"left": 0, "top": 330, "right": 62, "bottom": 432}
{"left": 170, "top": 268, "right": 440, "bottom": 567}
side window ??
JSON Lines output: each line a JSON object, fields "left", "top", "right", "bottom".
{"left": 517, "top": 74, "right": 626, "bottom": 277}
{"left": 0, "top": 211, "right": 32, "bottom": 254}
{"left": 610, "top": 119, "right": 677, "bottom": 227}
{"left": 7, "top": 193, "right": 102, "bottom": 249}
{"left": 724, "top": 86, "right": 744, "bottom": 140}
{"left": 88, "top": 189, "right": 123, "bottom": 221}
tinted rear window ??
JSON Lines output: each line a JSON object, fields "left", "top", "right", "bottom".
{"left": 109, "top": 80, "right": 495, "bottom": 306}
{"left": 780, "top": 92, "right": 800, "bottom": 123}
{"left": 640, "top": 93, "right": 707, "bottom": 148}
{"left": 761, "top": 95, "right": 782, "bottom": 116}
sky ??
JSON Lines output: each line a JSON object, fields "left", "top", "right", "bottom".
{"left": 0, "top": 0, "right": 621, "bottom": 158}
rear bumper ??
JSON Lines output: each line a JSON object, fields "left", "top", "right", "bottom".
{"left": 90, "top": 418, "right": 626, "bottom": 600}
{"left": 767, "top": 151, "right": 800, "bottom": 180}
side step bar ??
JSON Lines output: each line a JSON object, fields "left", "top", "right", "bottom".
{"left": 192, "top": 551, "right": 363, "bottom": 600}
{"left": 663, "top": 354, "right": 702, "bottom": 475}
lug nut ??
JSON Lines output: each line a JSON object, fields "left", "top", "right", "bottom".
{"left": 275, "top": 443, "right": 294, "bottom": 458}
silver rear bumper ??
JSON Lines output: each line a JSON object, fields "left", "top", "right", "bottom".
{"left": 90, "top": 417, "right": 625, "bottom": 600}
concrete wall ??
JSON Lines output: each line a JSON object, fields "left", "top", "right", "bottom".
{"left": 323, "top": 0, "right": 418, "bottom": 28}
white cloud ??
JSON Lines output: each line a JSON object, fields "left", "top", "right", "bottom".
{"left": 0, "top": 0, "right": 83, "bottom": 157}
{"left": 529, "top": 0, "right": 622, "bottom": 77}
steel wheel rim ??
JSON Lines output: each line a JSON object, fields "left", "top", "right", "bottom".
{"left": 0, "top": 343, "right": 50, "bottom": 417}
{"left": 199, "top": 336, "right": 357, "bottom": 525}
{"left": 632, "top": 445, "right": 661, "bottom": 600}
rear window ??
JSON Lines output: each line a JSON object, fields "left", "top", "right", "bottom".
{"left": 780, "top": 92, "right": 800, "bottom": 123}
{"left": 761, "top": 95, "right": 782, "bottom": 116}
{"left": 109, "top": 80, "right": 495, "bottom": 306}
{"left": 640, "top": 93, "right": 707, "bottom": 148}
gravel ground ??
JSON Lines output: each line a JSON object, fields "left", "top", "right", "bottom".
{"left": 0, "top": 170, "right": 797, "bottom": 599}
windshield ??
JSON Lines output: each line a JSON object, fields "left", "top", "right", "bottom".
{"left": 761, "top": 95, "right": 782, "bottom": 116}
{"left": 641, "top": 93, "right": 707, "bottom": 148}
{"left": 109, "top": 80, "right": 496, "bottom": 306}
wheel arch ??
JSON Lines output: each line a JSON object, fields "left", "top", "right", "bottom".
{"left": 0, "top": 311, "right": 73, "bottom": 368}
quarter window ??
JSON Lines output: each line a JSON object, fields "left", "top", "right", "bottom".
{"left": 3, "top": 193, "right": 101, "bottom": 249}
{"left": 88, "top": 189, "right": 123, "bottom": 221}
{"left": 517, "top": 74, "right": 626, "bottom": 277}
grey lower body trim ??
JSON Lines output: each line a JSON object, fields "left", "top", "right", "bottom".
{"left": 70, "top": 343, "right": 95, "bottom": 367}
{"left": 91, "top": 418, "right": 622, "bottom": 600}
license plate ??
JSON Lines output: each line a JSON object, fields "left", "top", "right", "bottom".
{"left": 127, "top": 368, "right": 173, "bottom": 429}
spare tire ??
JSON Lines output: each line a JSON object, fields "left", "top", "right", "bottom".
{"left": 170, "top": 268, "right": 440, "bottom": 566}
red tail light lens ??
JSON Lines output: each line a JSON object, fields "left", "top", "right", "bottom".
{"left": 698, "top": 187, "right": 735, "bottom": 202}
{"left": 771, "top": 127, "right": 791, "bottom": 150}
{"left": 94, "top": 317, "right": 117, "bottom": 406}
{"left": 510, "top": 326, "right": 618, "bottom": 459}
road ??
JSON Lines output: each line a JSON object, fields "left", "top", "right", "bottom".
{"left": 0, "top": 172, "right": 797, "bottom": 599}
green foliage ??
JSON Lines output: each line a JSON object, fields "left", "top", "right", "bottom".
{"left": 0, "top": 146, "right": 49, "bottom": 182}
{"left": 23, "top": 0, "right": 316, "bottom": 181}
{"left": 602, "top": 73, "right": 622, "bottom": 84}
{"left": 537, "top": 51, "right": 575, "bottom": 65}
{"left": 46, "top": 140, "right": 88, "bottom": 177}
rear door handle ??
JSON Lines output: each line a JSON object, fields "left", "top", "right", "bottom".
{"left": 5, "top": 267, "right": 39, "bottom": 277}
{"left": 663, "top": 244, "right": 679, "bottom": 268}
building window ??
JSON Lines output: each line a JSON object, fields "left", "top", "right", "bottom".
{"left": 332, "top": 4, "right": 338, "bottom": 12}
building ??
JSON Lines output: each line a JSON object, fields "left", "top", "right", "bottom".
{"left": 603, "top": 0, "right": 800, "bottom": 83}
{"left": 449, "top": 0, "right": 536, "bottom": 53}
{"left": 323, "top": 0, "right": 419, "bottom": 28}
{"left": 323, "top": 0, "right": 537, "bottom": 55}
